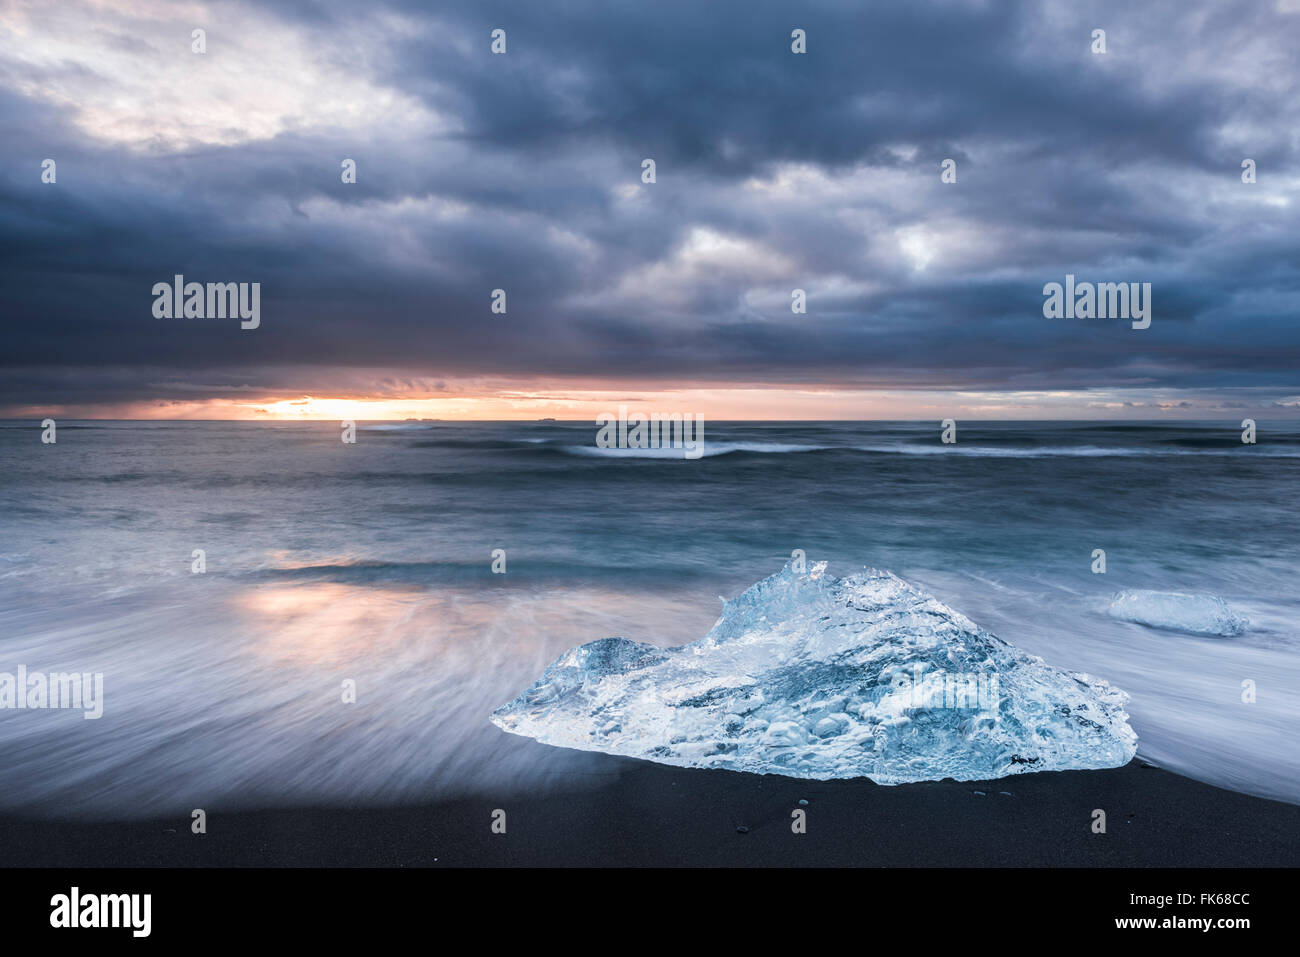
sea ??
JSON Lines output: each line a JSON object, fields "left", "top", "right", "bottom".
{"left": 0, "top": 419, "right": 1296, "bottom": 816}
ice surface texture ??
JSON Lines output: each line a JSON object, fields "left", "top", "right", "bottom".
{"left": 492, "top": 562, "right": 1138, "bottom": 783}
{"left": 1106, "top": 589, "right": 1248, "bottom": 637}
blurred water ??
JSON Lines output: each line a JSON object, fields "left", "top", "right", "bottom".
{"left": 0, "top": 419, "right": 1296, "bottom": 815}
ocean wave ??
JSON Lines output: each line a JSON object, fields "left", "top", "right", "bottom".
{"left": 864, "top": 443, "right": 1300, "bottom": 458}
{"left": 560, "top": 442, "right": 1300, "bottom": 459}
{"left": 563, "top": 442, "right": 829, "bottom": 458}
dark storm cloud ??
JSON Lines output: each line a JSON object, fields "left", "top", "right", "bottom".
{"left": 0, "top": 0, "right": 1298, "bottom": 407}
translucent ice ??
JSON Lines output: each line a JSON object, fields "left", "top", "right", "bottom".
{"left": 491, "top": 562, "right": 1138, "bottom": 783}
{"left": 1106, "top": 589, "right": 1248, "bottom": 637}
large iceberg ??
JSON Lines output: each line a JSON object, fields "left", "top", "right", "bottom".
{"left": 492, "top": 562, "right": 1138, "bottom": 783}
{"left": 1106, "top": 589, "right": 1248, "bottom": 637}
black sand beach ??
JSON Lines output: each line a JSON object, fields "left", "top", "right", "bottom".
{"left": 1, "top": 754, "right": 1294, "bottom": 868}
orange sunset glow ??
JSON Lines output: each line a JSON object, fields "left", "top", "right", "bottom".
{"left": 5, "top": 384, "right": 1255, "bottom": 422}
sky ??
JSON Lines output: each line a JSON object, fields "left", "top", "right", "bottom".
{"left": 1, "top": 0, "right": 1297, "bottom": 420}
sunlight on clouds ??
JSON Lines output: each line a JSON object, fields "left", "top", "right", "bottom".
{"left": 897, "top": 225, "right": 936, "bottom": 271}
{"left": 742, "top": 160, "right": 914, "bottom": 202}
{"left": 249, "top": 396, "right": 462, "bottom": 420}
{"left": 598, "top": 227, "right": 797, "bottom": 308}
{"left": 0, "top": 0, "right": 448, "bottom": 151}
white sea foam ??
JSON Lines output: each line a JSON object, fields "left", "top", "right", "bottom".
{"left": 565, "top": 442, "right": 828, "bottom": 458}
{"left": 561, "top": 443, "right": 1300, "bottom": 459}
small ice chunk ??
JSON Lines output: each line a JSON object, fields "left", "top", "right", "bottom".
{"left": 1106, "top": 589, "right": 1248, "bottom": 637}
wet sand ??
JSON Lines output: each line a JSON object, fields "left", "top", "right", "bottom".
{"left": 0, "top": 753, "right": 1295, "bottom": 867}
